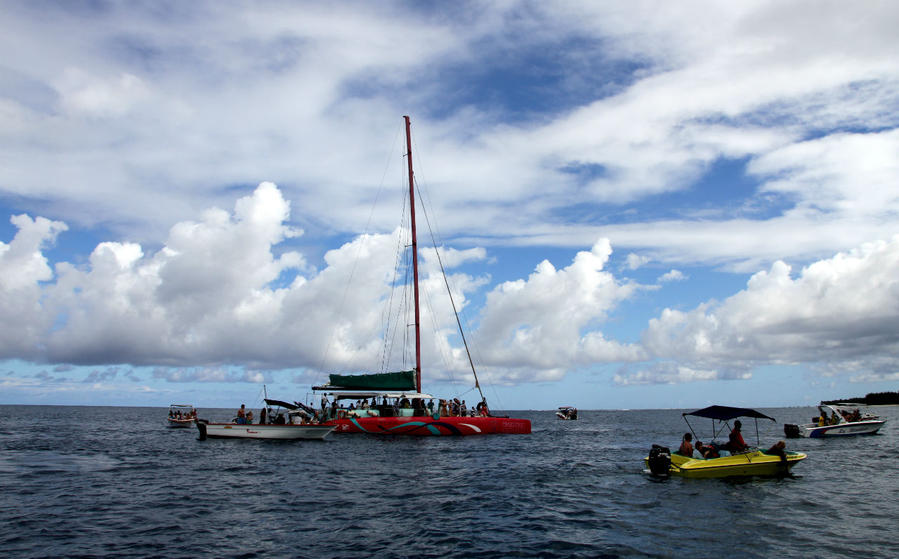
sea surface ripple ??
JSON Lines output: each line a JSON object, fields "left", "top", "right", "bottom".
{"left": 1, "top": 405, "right": 896, "bottom": 558}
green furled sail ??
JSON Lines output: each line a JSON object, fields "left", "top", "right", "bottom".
{"left": 328, "top": 370, "right": 416, "bottom": 391}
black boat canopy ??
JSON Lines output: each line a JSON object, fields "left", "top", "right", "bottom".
{"left": 684, "top": 405, "right": 775, "bottom": 422}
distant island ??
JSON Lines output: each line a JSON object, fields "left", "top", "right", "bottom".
{"left": 821, "top": 391, "right": 899, "bottom": 405}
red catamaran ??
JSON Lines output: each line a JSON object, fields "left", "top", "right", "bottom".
{"left": 313, "top": 116, "right": 530, "bottom": 436}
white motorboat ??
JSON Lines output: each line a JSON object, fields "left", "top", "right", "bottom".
{"left": 196, "top": 398, "right": 335, "bottom": 440}
{"left": 167, "top": 404, "right": 196, "bottom": 428}
{"left": 784, "top": 404, "right": 886, "bottom": 438}
{"left": 196, "top": 421, "right": 335, "bottom": 440}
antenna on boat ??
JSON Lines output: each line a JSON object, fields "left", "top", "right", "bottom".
{"left": 404, "top": 115, "right": 422, "bottom": 393}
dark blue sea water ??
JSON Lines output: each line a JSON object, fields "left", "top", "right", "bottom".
{"left": 1, "top": 405, "right": 896, "bottom": 558}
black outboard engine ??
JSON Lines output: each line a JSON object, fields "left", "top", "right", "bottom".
{"left": 648, "top": 444, "right": 671, "bottom": 477}
{"left": 197, "top": 419, "right": 209, "bottom": 441}
{"left": 783, "top": 424, "right": 801, "bottom": 439}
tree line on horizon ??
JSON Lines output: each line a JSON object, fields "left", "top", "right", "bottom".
{"left": 821, "top": 391, "right": 899, "bottom": 405}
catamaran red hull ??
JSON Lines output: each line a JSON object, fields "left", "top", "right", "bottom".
{"left": 325, "top": 416, "right": 531, "bottom": 435}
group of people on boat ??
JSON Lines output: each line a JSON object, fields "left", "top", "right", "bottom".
{"left": 678, "top": 433, "right": 726, "bottom": 459}
{"left": 318, "top": 395, "right": 491, "bottom": 420}
{"left": 169, "top": 408, "right": 197, "bottom": 420}
{"left": 677, "top": 420, "right": 750, "bottom": 458}
{"left": 676, "top": 419, "right": 791, "bottom": 461}
{"left": 817, "top": 408, "right": 862, "bottom": 426}
{"left": 234, "top": 403, "right": 293, "bottom": 425}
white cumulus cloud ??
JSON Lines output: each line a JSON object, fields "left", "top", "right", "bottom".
{"left": 635, "top": 236, "right": 899, "bottom": 383}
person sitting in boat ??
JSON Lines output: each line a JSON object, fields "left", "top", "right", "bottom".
{"left": 694, "top": 440, "right": 709, "bottom": 458}
{"left": 830, "top": 411, "right": 840, "bottom": 425}
{"left": 695, "top": 441, "right": 720, "bottom": 459}
{"left": 246, "top": 410, "right": 254, "bottom": 424}
{"left": 766, "top": 440, "right": 788, "bottom": 465}
{"left": 692, "top": 440, "right": 704, "bottom": 458}
{"left": 236, "top": 404, "right": 247, "bottom": 424}
{"left": 678, "top": 433, "right": 694, "bottom": 457}
{"left": 726, "top": 420, "right": 748, "bottom": 452}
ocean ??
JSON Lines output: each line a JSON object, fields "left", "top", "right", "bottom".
{"left": 1, "top": 404, "right": 896, "bottom": 558}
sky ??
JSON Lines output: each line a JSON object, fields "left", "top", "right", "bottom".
{"left": 1, "top": 0, "right": 898, "bottom": 410}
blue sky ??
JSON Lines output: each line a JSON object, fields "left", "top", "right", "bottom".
{"left": 1, "top": 1, "right": 898, "bottom": 410}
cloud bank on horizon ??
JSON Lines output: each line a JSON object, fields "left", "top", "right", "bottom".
{"left": 1, "top": 1, "right": 898, "bottom": 407}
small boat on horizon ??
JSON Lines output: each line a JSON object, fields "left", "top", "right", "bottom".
{"left": 167, "top": 404, "right": 196, "bottom": 428}
{"left": 784, "top": 404, "right": 886, "bottom": 438}
{"left": 556, "top": 406, "right": 578, "bottom": 420}
{"left": 645, "top": 405, "right": 806, "bottom": 479}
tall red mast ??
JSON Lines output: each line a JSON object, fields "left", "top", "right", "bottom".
{"left": 404, "top": 116, "right": 422, "bottom": 393}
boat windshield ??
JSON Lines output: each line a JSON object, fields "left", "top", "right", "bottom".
{"left": 819, "top": 404, "right": 872, "bottom": 423}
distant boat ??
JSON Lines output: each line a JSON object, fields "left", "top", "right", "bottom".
{"left": 556, "top": 406, "right": 578, "bottom": 420}
{"left": 166, "top": 404, "right": 196, "bottom": 428}
{"left": 312, "top": 117, "right": 530, "bottom": 437}
{"left": 645, "top": 405, "right": 806, "bottom": 478}
{"left": 784, "top": 404, "right": 886, "bottom": 438}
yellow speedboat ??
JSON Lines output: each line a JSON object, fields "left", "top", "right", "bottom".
{"left": 647, "top": 448, "right": 807, "bottom": 479}
{"left": 645, "top": 405, "right": 807, "bottom": 478}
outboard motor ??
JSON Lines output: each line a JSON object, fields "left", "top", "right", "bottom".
{"left": 648, "top": 444, "right": 671, "bottom": 477}
{"left": 783, "top": 424, "right": 801, "bottom": 439}
{"left": 197, "top": 419, "right": 209, "bottom": 441}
